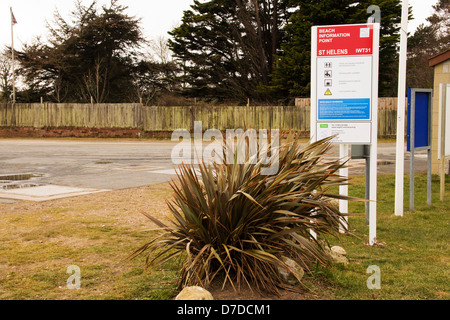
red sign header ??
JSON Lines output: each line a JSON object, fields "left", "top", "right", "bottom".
{"left": 317, "top": 24, "right": 374, "bottom": 57}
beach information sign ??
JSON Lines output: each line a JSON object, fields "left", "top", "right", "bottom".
{"left": 311, "top": 24, "right": 380, "bottom": 144}
{"left": 310, "top": 23, "right": 380, "bottom": 246}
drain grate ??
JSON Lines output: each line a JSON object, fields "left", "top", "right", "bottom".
{"left": 0, "top": 174, "right": 40, "bottom": 181}
{"left": 0, "top": 173, "right": 44, "bottom": 190}
{"left": 1, "top": 183, "right": 42, "bottom": 190}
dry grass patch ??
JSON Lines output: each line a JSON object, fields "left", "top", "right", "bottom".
{"left": 0, "top": 183, "right": 178, "bottom": 300}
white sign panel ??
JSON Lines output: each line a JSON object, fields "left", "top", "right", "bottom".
{"left": 438, "top": 83, "right": 450, "bottom": 158}
{"left": 317, "top": 122, "right": 372, "bottom": 144}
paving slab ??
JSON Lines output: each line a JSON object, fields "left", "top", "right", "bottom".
{"left": 0, "top": 198, "right": 20, "bottom": 204}
{"left": 0, "top": 185, "right": 110, "bottom": 202}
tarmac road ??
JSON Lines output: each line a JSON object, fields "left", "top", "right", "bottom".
{"left": 0, "top": 139, "right": 429, "bottom": 202}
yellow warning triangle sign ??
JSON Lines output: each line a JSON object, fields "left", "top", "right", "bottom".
{"left": 325, "top": 89, "right": 332, "bottom": 96}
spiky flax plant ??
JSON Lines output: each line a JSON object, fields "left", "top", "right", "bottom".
{"left": 130, "top": 132, "right": 360, "bottom": 295}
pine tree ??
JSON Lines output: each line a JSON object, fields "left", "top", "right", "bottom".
{"left": 268, "top": 0, "right": 402, "bottom": 100}
{"left": 169, "top": 0, "right": 290, "bottom": 103}
{"left": 407, "top": 0, "right": 450, "bottom": 89}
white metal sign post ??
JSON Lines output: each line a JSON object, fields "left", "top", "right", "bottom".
{"left": 394, "top": 0, "right": 409, "bottom": 217}
{"left": 311, "top": 23, "right": 380, "bottom": 246}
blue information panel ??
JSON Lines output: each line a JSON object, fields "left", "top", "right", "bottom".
{"left": 318, "top": 98, "right": 371, "bottom": 120}
{"left": 407, "top": 89, "right": 431, "bottom": 151}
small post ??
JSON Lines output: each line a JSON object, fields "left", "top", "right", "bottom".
{"left": 427, "top": 90, "right": 433, "bottom": 206}
{"left": 410, "top": 92, "right": 415, "bottom": 212}
{"left": 339, "top": 144, "right": 349, "bottom": 233}
{"left": 365, "top": 148, "right": 370, "bottom": 225}
{"left": 428, "top": 147, "right": 432, "bottom": 206}
{"left": 369, "top": 143, "right": 378, "bottom": 246}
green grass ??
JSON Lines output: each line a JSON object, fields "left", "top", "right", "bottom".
{"left": 0, "top": 174, "right": 448, "bottom": 300}
{"left": 313, "top": 173, "right": 450, "bottom": 300}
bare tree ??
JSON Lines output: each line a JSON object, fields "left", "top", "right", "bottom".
{"left": 0, "top": 49, "right": 13, "bottom": 102}
{"left": 149, "top": 36, "right": 173, "bottom": 64}
{"left": 81, "top": 56, "right": 108, "bottom": 103}
{"left": 407, "top": 0, "right": 450, "bottom": 89}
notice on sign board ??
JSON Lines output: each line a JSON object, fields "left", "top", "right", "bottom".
{"left": 311, "top": 23, "right": 379, "bottom": 145}
{"left": 317, "top": 25, "right": 374, "bottom": 56}
{"left": 317, "top": 55, "right": 373, "bottom": 120}
{"left": 317, "top": 123, "right": 372, "bottom": 144}
{"left": 318, "top": 99, "right": 371, "bottom": 120}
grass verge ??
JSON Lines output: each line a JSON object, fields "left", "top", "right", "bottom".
{"left": 315, "top": 173, "right": 450, "bottom": 300}
{"left": 0, "top": 173, "right": 448, "bottom": 300}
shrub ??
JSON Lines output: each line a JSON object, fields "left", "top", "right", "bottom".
{"left": 131, "top": 132, "right": 359, "bottom": 295}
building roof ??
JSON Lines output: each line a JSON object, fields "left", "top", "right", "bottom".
{"left": 429, "top": 49, "right": 450, "bottom": 67}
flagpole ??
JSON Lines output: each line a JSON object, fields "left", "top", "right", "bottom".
{"left": 10, "top": 7, "right": 16, "bottom": 104}
{"left": 394, "top": 0, "right": 409, "bottom": 217}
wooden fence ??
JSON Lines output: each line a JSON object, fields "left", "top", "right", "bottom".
{"left": 0, "top": 98, "right": 405, "bottom": 137}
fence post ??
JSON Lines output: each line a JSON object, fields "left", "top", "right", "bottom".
{"left": 136, "top": 103, "right": 143, "bottom": 129}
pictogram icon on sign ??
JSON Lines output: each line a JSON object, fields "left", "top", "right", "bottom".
{"left": 324, "top": 88, "right": 332, "bottom": 96}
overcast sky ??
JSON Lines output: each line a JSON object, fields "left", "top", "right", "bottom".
{"left": 0, "top": 0, "right": 440, "bottom": 51}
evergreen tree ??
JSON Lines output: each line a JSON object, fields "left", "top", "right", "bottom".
{"left": 428, "top": 0, "right": 450, "bottom": 48}
{"left": 268, "top": 0, "right": 402, "bottom": 100}
{"left": 169, "top": 0, "right": 290, "bottom": 103}
{"left": 407, "top": 0, "right": 449, "bottom": 89}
